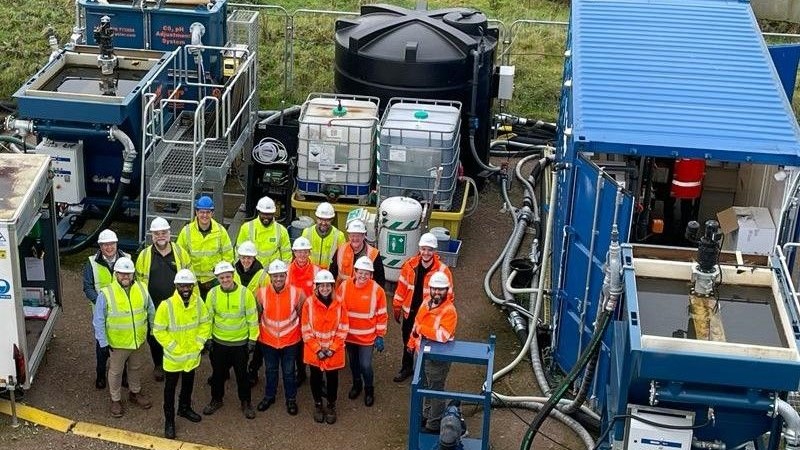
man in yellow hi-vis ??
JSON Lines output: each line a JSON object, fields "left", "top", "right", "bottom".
{"left": 301, "top": 202, "right": 344, "bottom": 269}
{"left": 177, "top": 195, "right": 234, "bottom": 298}
{"left": 236, "top": 196, "right": 291, "bottom": 265}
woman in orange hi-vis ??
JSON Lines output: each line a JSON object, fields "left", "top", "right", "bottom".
{"left": 338, "top": 256, "right": 388, "bottom": 408}
{"left": 287, "top": 236, "right": 320, "bottom": 386}
{"left": 407, "top": 271, "right": 458, "bottom": 433}
{"left": 301, "top": 270, "right": 349, "bottom": 425}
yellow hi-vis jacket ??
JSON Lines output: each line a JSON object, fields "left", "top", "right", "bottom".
{"left": 302, "top": 225, "right": 345, "bottom": 269}
{"left": 236, "top": 219, "right": 291, "bottom": 265}
{"left": 134, "top": 243, "right": 191, "bottom": 283}
{"left": 177, "top": 218, "right": 234, "bottom": 283}
{"left": 101, "top": 280, "right": 152, "bottom": 350}
{"left": 206, "top": 284, "right": 259, "bottom": 344}
{"left": 153, "top": 291, "right": 212, "bottom": 372}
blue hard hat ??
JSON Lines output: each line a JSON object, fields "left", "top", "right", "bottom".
{"left": 195, "top": 195, "right": 214, "bottom": 210}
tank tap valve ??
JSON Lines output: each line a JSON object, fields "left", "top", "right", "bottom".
{"left": 93, "top": 16, "right": 118, "bottom": 96}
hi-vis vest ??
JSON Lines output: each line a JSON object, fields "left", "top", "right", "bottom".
{"left": 301, "top": 295, "right": 349, "bottom": 371}
{"left": 206, "top": 285, "right": 259, "bottom": 343}
{"left": 257, "top": 284, "right": 303, "bottom": 349}
{"left": 177, "top": 219, "right": 234, "bottom": 283}
{"left": 335, "top": 243, "right": 379, "bottom": 285}
{"left": 339, "top": 279, "right": 388, "bottom": 346}
{"left": 237, "top": 219, "right": 291, "bottom": 264}
{"left": 393, "top": 254, "right": 453, "bottom": 318}
{"left": 407, "top": 297, "right": 457, "bottom": 353}
{"left": 134, "top": 243, "right": 190, "bottom": 283}
{"left": 248, "top": 268, "right": 270, "bottom": 294}
{"left": 89, "top": 251, "right": 130, "bottom": 300}
{"left": 101, "top": 281, "right": 150, "bottom": 350}
{"left": 152, "top": 292, "right": 212, "bottom": 372}
{"left": 302, "top": 226, "right": 344, "bottom": 269}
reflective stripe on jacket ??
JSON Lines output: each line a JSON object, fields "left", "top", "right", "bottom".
{"left": 257, "top": 284, "right": 303, "bottom": 349}
{"left": 102, "top": 281, "right": 150, "bottom": 350}
{"left": 237, "top": 219, "right": 291, "bottom": 264}
{"left": 152, "top": 292, "right": 211, "bottom": 372}
{"left": 301, "top": 294, "right": 349, "bottom": 371}
{"left": 339, "top": 279, "right": 387, "bottom": 346}
{"left": 206, "top": 284, "right": 259, "bottom": 343}
{"left": 176, "top": 218, "right": 234, "bottom": 283}
{"left": 393, "top": 254, "right": 453, "bottom": 318}
{"left": 302, "top": 226, "right": 345, "bottom": 269}
{"left": 407, "top": 296, "right": 457, "bottom": 353}
{"left": 335, "top": 243, "right": 379, "bottom": 286}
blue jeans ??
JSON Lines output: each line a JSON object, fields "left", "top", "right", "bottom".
{"left": 345, "top": 343, "right": 374, "bottom": 388}
{"left": 261, "top": 342, "right": 298, "bottom": 402}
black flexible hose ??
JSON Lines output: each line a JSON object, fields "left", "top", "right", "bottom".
{"left": 59, "top": 176, "right": 131, "bottom": 255}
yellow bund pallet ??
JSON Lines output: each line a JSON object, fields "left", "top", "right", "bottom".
{"left": 291, "top": 182, "right": 470, "bottom": 239}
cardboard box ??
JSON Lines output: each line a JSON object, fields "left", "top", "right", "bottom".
{"left": 716, "top": 206, "right": 776, "bottom": 255}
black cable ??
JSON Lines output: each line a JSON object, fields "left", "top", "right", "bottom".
{"left": 491, "top": 393, "right": 578, "bottom": 450}
{"left": 592, "top": 414, "right": 711, "bottom": 450}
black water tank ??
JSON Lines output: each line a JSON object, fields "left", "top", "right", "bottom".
{"left": 334, "top": 4, "right": 499, "bottom": 180}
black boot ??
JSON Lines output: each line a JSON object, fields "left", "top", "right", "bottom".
{"left": 348, "top": 381, "right": 362, "bottom": 400}
{"left": 164, "top": 412, "right": 176, "bottom": 439}
{"left": 324, "top": 402, "right": 337, "bottom": 424}
{"left": 313, "top": 402, "right": 324, "bottom": 423}
{"left": 364, "top": 386, "right": 375, "bottom": 407}
{"left": 177, "top": 404, "right": 202, "bottom": 423}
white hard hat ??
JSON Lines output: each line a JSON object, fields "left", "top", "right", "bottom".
{"left": 429, "top": 272, "right": 450, "bottom": 289}
{"left": 113, "top": 257, "right": 135, "bottom": 274}
{"left": 256, "top": 196, "right": 277, "bottom": 214}
{"left": 150, "top": 217, "right": 170, "bottom": 233}
{"left": 238, "top": 241, "right": 258, "bottom": 257}
{"left": 98, "top": 229, "right": 118, "bottom": 244}
{"left": 292, "top": 237, "right": 312, "bottom": 251}
{"left": 314, "top": 270, "right": 335, "bottom": 284}
{"left": 268, "top": 259, "right": 288, "bottom": 274}
{"left": 419, "top": 232, "right": 439, "bottom": 249}
{"left": 315, "top": 202, "right": 336, "bottom": 219}
{"left": 346, "top": 219, "right": 367, "bottom": 234}
{"left": 174, "top": 269, "right": 197, "bottom": 284}
{"left": 214, "top": 261, "right": 235, "bottom": 276}
{"left": 354, "top": 256, "right": 374, "bottom": 272}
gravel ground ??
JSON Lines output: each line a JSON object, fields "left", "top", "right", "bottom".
{"left": 0, "top": 161, "right": 588, "bottom": 450}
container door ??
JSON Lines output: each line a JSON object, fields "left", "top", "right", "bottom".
{"left": 551, "top": 153, "right": 633, "bottom": 402}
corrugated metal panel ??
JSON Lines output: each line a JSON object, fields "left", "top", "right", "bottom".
{"left": 571, "top": 0, "right": 800, "bottom": 164}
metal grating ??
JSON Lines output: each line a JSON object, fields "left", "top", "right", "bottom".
{"left": 149, "top": 174, "right": 194, "bottom": 199}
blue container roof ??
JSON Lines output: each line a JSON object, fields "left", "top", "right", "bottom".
{"left": 570, "top": 0, "right": 800, "bottom": 165}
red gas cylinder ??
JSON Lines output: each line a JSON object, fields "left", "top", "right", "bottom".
{"left": 670, "top": 159, "right": 706, "bottom": 199}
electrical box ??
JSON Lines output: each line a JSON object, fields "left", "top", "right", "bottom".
{"left": 34, "top": 139, "right": 86, "bottom": 204}
{"left": 498, "top": 65, "right": 516, "bottom": 100}
{"left": 624, "top": 405, "right": 694, "bottom": 450}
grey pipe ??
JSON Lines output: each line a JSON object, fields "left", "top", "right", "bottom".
{"left": 491, "top": 398, "right": 595, "bottom": 450}
{"left": 775, "top": 398, "right": 800, "bottom": 449}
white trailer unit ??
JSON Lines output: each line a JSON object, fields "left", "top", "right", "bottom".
{"left": 0, "top": 154, "right": 62, "bottom": 392}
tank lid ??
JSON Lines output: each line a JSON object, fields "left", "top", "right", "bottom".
{"left": 332, "top": 106, "right": 348, "bottom": 117}
{"left": 414, "top": 110, "right": 429, "bottom": 120}
{"left": 442, "top": 11, "right": 488, "bottom": 36}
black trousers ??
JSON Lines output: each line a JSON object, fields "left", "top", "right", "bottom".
{"left": 309, "top": 366, "right": 338, "bottom": 405}
{"left": 148, "top": 334, "right": 163, "bottom": 368}
{"left": 164, "top": 369, "right": 195, "bottom": 418}
{"left": 209, "top": 342, "right": 250, "bottom": 403}
{"left": 400, "top": 310, "right": 419, "bottom": 372}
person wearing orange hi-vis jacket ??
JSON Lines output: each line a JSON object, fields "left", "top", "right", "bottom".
{"left": 301, "top": 270, "right": 349, "bottom": 425}
{"left": 338, "top": 256, "right": 387, "bottom": 407}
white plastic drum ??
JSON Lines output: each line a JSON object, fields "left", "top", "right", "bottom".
{"left": 378, "top": 197, "right": 423, "bottom": 282}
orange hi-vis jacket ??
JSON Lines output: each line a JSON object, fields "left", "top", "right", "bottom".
{"left": 407, "top": 294, "right": 457, "bottom": 353}
{"left": 302, "top": 294, "right": 349, "bottom": 371}
{"left": 288, "top": 260, "right": 319, "bottom": 298}
{"left": 338, "top": 279, "right": 388, "bottom": 346}
{"left": 393, "top": 254, "right": 453, "bottom": 318}
{"left": 335, "top": 242, "right": 379, "bottom": 286}
{"left": 256, "top": 284, "right": 303, "bottom": 349}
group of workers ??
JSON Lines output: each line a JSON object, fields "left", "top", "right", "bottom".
{"left": 84, "top": 195, "right": 458, "bottom": 439}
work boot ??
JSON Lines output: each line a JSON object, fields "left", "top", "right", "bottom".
{"left": 110, "top": 400, "right": 124, "bottom": 418}
{"left": 177, "top": 405, "right": 202, "bottom": 422}
{"left": 153, "top": 366, "right": 165, "bottom": 382}
{"left": 242, "top": 401, "right": 256, "bottom": 420}
{"left": 348, "top": 381, "right": 362, "bottom": 400}
{"left": 257, "top": 397, "right": 275, "bottom": 412}
{"left": 164, "top": 415, "right": 176, "bottom": 439}
{"left": 364, "top": 386, "right": 375, "bottom": 407}
{"left": 129, "top": 392, "right": 152, "bottom": 409}
{"left": 393, "top": 368, "right": 412, "bottom": 383}
{"left": 313, "top": 402, "right": 325, "bottom": 423}
{"left": 95, "top": 375, "right": 106, "bottom": 390}
{"left": 286, "top": 399, "right": 298, "bottom": 416}
{"left": 324, "top": 403, "right": 337, "bottom": 424}
{"left": 203, "top": 399, "right": 223, "bottom": 415}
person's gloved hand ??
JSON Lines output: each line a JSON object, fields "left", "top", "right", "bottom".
{"left": 316, "top": 350, "right": 328, "bottom": 360}
{"left": 393, "top": 307, "right": 402, "bottom": 324}
{"left": 100, "top": 346, "right": 111, "bottom": 359}
{"left": 248, "top": 341, "right": 256, "bottom": 354}
{"left": 374, "top": 336, "right": 385, "bottom": 352}
{"left": 324, "top": 348, "right": 334, "bottom": 358}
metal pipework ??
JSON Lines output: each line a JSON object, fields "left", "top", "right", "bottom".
{"left": 93, "top": 16, "right": 118, "bottom": 96}
{"left": 692, "top": 438, "right": 726, "bottom": 450}
{"left": 689, "top": 220, "right": 722, "bottom": 297}
{"left": 772, "top": 398, "right": 800, "bottom": 450}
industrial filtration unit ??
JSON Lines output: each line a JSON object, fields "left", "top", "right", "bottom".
{"left": 531, "top": 1, "right": 800, "bottom": 449}
{"left": 5, "top": 0, "right": 259, "bottom": 249}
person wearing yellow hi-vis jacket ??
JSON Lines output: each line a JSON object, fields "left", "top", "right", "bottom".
{"left": 152, "top": 269, "right": 212, "bottom": 440}
{"left": 236, "top": 196, "right": 291, "bottom": 265}
{"left": 176, "top": 196, "right": 234, "bottom": 298}
{"left": 301, "top": 202, "right": 345, "bottom": 269}
{"left": 93, "top": 257, "right": 156, "bottom": 419}
{"left": 202, "top": 261, "right": 260, "bottom": 420}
